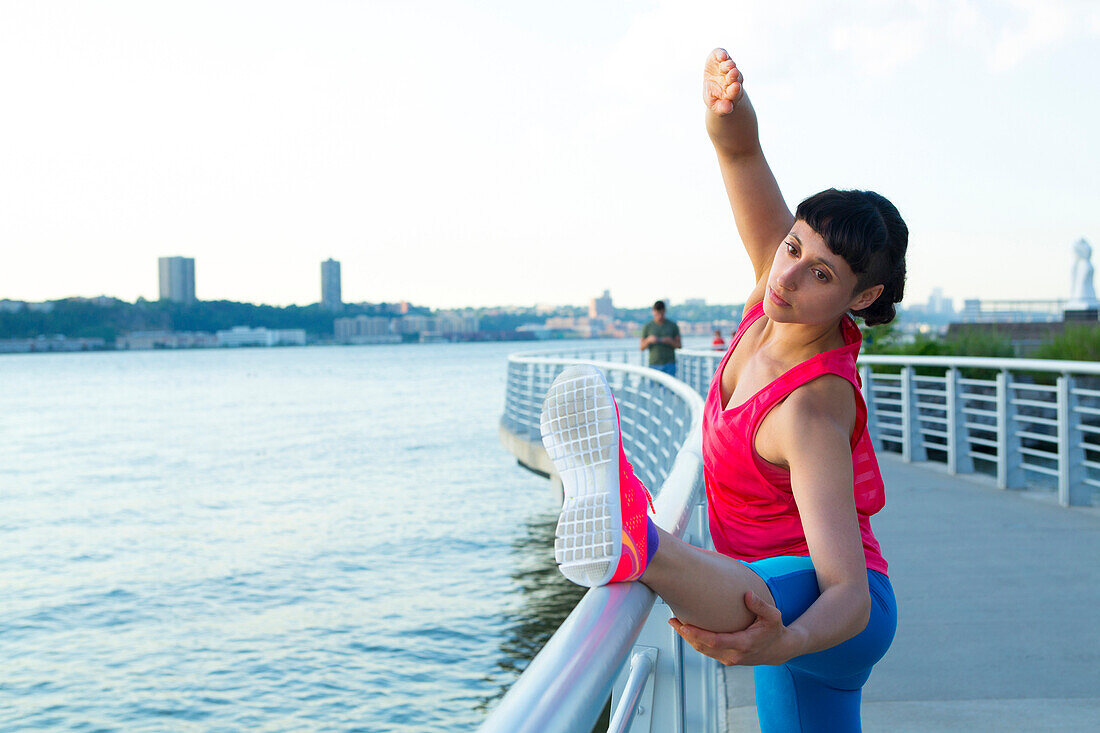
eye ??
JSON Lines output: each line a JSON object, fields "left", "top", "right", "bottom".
{"left": 813, "top": 269, "right": 829, "bottom": 282}
{"left": 785, "top": 241, "right": 798, "bottom": 256}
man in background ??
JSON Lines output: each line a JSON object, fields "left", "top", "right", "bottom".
{"left": 640, "top": 300, "right": 681, "bottom": 376}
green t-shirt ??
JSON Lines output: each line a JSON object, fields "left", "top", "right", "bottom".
{"left": 641, "top": 319, "right": 680, "bottom": 365}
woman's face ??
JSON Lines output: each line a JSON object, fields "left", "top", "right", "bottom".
{"left": 763, "top": 220, "right": 882, "bottom": 326}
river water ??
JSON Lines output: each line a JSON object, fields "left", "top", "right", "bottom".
{"left": 2, "top": 340, "right": 638, "bottom": 731}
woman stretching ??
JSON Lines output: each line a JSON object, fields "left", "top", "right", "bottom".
{"left": 540, "top": 48, "right": 906, "bottom": 732}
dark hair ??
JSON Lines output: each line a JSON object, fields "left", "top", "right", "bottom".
{"left": 653, "top": 300, "right": 666, "bottom": 311}
{"left": 794, "top": 188, "right": 908, "bottom": 326}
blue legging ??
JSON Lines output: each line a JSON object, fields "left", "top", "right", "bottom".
{"left": 740, "top": 555, "right": 897, "bottom": 733}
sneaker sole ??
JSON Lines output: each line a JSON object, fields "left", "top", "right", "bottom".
{"left": 540, "top": 365, "right": 622, "bottom": 587}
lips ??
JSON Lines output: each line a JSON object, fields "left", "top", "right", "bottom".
{"left": 768, "top": 287, "right": 791, "bottom": 307}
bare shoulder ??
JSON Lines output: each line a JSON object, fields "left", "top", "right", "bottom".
{"left": 781, "top": 374, "right": 857, "bottom": 433}
{"left": 764, "top": 374, "right": 857, "bottom": 457}
{"left": 755, "top": 373, "right": 858, "bottom": 468}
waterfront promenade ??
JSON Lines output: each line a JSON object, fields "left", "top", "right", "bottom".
{"left": 723, "top": 454, "right": 1100, "bottom": 732}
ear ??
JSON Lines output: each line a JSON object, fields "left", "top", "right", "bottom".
{"left": 850, "top": 284, "right": 884, "bottom": 312}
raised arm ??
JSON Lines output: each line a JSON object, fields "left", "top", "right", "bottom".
{"left": 704, "top": 49, "right": 794, "bottom": 296}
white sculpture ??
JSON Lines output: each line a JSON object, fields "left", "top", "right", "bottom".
{"left": 1067, "top": 237, "right": 1098, "bottom": 310}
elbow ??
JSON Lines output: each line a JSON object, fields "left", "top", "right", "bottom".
{"left": 854, "top": 591, "right": 872, "bottom": 635}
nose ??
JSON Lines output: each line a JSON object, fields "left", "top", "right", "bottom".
{"left": 775, "top": 265, "right": 798, "bottom": 291}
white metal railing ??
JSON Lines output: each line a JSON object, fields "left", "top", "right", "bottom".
{"left": 488, "top": 345, "right": 1099, "bottom": 732}
{"left": 486, "top": 352, "right": 720, "bottom": 733}
{"left": 679, "top": 349, "right": 1099, "bottom": 507}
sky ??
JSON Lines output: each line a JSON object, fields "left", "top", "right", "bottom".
{"left": 1, "top": 0, "right": 1098, "bottom": 310}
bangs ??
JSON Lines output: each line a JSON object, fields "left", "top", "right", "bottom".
{"left": 794, "top": 189, "right": 889, "bottom": 289}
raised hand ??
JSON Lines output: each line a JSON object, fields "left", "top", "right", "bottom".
{"left": 703, "top": 48, "right": 744, "bottom": 116}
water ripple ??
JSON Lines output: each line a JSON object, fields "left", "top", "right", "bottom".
{"left": 0, "top": 342, "right": 616, "bottom": 731}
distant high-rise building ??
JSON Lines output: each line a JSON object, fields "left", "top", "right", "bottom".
{"left": 321, "top": 258, "right": 342, "bottom": 312}
{"left": 928, "top": 287, "right": 954, "bottom": 316}
{"left": 589, "top": 289, "right": 614, "bottom": 319}
{"left": 158, "top": 257, "right": 196, "bottom": 304}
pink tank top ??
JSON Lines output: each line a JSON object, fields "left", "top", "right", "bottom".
{"left": 702, "top": 301, "right": 888, "bottom": 575}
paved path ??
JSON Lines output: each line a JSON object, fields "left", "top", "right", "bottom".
{"left": 723, "top": 454, "right": 1100, "bottom": 732}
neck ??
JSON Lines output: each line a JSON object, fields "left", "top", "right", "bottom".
{"left": 758, "top": 315, "right": 844, "bottom": 361}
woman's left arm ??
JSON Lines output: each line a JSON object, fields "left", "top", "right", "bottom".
{"left": 672, "top": 375, "right": 869, "bottom": 665}
{"left": 777, "top": 376, "right": 871, "bottom": 658}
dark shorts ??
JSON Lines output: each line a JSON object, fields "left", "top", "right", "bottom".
{"left": 739, "top": 555, "right": 897, "bottom": 732}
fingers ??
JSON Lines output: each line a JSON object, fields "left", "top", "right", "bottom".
{"left": 669, "top": 619, "right": 720, "bottom": 647}
{"left": 670, "top": 621, "right": 738, "bottom": 664}
{"left": 703, "top": 49, "right": 744, "bottom": 109}
{"left": 745, "top": 591, "right": 781, "bottom": 623}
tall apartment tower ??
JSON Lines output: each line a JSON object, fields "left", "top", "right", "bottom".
{"left": 321, "top": 258, "right": 342, "bottom": 312}
{"left": 589, "top": 289, "right": 614, "bottom": 319}
{"left": 158, "top": 256, "right": 196, "bottom": 304}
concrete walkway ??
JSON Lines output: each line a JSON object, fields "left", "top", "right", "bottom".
{"left": 724, "top": 454, "right": 1100, "bottom": 732}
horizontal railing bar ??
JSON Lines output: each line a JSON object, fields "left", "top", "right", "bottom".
{"left": 963, "top": 407, "right": 998, "bottom": 420}
{"left": 1009, "top": 383, "right": 1059, "bottom": 393}
{"left": 1021, "top": 463, "right": 1060, "bottom": 477}
{"left": 677, "top": 349, "right": 1100, "bottom": 376}
{"left": 1016, "top": 431, "right": 1058, "bottom": 444}
{"left": 1012, "top": 415, "right": 1058, "bottom": 427}
{"left": 1019, "top": 446, "right": 1058, "bottom": 459}
{"left": 1010, "top": 399, "right": 1057, "bottom": 410}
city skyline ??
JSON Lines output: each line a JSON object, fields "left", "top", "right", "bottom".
{"left": 1, "top": 2, "right": 1097, "bottom": 309}
{"left": 0, "top": 277, "right": 967, "bottom": 318}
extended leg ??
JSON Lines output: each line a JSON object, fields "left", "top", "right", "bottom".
{"left": 640, "top": 526, "right": 774, "bottom": 632}
{"left": 540, "top": 365, "right": 774, "bottom": 633}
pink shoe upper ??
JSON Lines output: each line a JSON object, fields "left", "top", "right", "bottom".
{"left": 609, "top": 401, "right": 655, "bottom": 584}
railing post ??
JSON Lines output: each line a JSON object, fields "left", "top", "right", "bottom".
{"left": 901, "top": 366, "right": 926, "bottom": 462}
{"left": 996, "top": 370, "right": 1024, "bottom": 489}
{"left": 946, "top": 368, "right": 973, "bottom": 475}
{"left": 1056, "top": 375, "right": 1088, "bottom": 506}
